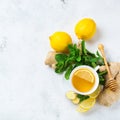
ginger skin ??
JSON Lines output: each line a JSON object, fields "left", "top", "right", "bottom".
{"left": 45, "top": 51, "right": 57, "bottom": 69}
{"left": 98, "top": 62, "right": 120, "bottom": 106}
{"left": 99, "top": 65, "right": 106, "bottom": 72}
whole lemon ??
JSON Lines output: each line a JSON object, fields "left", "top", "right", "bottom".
{"left": 75, "top": 18, "right": 96, "bottom": 40}
{"left": 49, "top": 31, "right": 72, "bottom": 52}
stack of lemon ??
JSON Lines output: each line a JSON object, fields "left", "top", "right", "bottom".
{"left": 49, "top": 18, "right": 96, "bottom": 52}
{"left": 66, "top": 86, "right": 101, "bottom": 112}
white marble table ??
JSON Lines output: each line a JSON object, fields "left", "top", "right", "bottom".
{"left": 0, "top": 0, "right": 120, "bottom": 119}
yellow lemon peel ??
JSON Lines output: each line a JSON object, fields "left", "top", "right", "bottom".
{"left": 75, "top": 18, "right": 96, "bottom": 40}
{"left": 49, "top": 31, "right": 72, "bottom": 52}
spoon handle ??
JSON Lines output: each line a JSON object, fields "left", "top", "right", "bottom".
{"left": 98, "top": 44, "right": 113, "bottom": 79}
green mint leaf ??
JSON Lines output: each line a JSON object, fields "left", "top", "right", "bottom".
{"left": 89, "top": 57, "right": 100, "bottom": 63}
{"left": 91, "top": 62, "right": 97, "bottom": 68}
{"left": 86, "top": 49, "right": 96, "bottom": 57}
{"left": 76, "top": 56, "right": 81, "bottom": 62}
{"left": 55, "top": 54, "right": 67, "bottom": 62}
{"left": 99, "top": 75, "right": 105, "bottom": 85}
{"left": 65, "top": 65, "right": 73, "bottom": 80}
{"left": 96, "top": 51, "right": 102, "bottom": 57}
{"left": 81, "top": 40, "right": 87, "bottom": 55}
{"left": 98, "top": 70, "right": 107, "bottom": 76}
{"left": 55, "top": 62, "right": 64, "bottom": 73}
{"left": 77, "top": 94, "right": 89, "bottom": 103}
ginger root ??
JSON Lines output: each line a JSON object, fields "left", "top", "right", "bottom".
{"left": 45, "top": 51, "right": 57, "bottom": 69}
{"left": 99, "top": 65, "right": 106, "bottom": 72}
{"left": 97, "top": 62, "right": 120, "bottom": 106}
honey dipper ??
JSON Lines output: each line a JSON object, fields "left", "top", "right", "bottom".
{"left": 98, "top": 44, "right": 117, "bottom": 91}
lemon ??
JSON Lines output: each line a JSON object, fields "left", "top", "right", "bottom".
{"left": 76, "top": 106, "right": 89, "bottom": 113}
{"left": 49, "top": 31, "right": 72, "bottom": 52}
{"left": 89, "top": 86, "right": 101, "bottom": 98}
{"left": 66, "top": 91, "right": 77, "bottom": 100}
{"left": 72, "top": 97, "right": 80, "bottom": 104}
{"left": 79, "top": 98, "right": 96, "bottom": 110}
{"left": 74, "top": 69, "right": 95, "bottom": 83}
{"left": 75, "top": 18, "right": 96, "bottom": 40}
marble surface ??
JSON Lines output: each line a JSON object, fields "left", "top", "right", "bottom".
{"left": 0, "top": 0, "right": 120, "bottom": 119}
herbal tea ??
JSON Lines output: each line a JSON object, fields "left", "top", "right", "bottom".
{"left": 72, "top": 68, "right": 95, "bottom": 92}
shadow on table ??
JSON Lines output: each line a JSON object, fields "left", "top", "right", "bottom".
{"left": 87, "top": 28, "right": 102, "bottom": 44}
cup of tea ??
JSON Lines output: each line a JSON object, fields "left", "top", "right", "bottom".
{"left": 70, "top": 65, "right": 99, "bottom": 95}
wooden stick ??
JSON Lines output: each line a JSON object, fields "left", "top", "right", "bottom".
{"left": 98, "top": 44, "right": 113, "bottom": 79}
{"left": 98, "top": 44, "right": 117, "bottom": 91}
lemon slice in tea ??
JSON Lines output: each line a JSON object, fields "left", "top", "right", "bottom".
{"left": 74, "top": 69, "right": 95, "bottom": 83}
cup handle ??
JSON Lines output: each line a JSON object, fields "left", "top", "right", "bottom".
{"left": 94, "top": 66, "right": 100, "bottom": 71}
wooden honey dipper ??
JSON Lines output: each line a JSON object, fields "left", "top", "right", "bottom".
{"left": 98, "top": 44, "right": 117, "bottom": 91}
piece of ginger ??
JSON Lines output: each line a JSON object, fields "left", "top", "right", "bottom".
{"left": 45, "top": 51, "right": 57, "bottom": 69}
{"left": 97, "top": 62, "right": 120, "bottom": 106}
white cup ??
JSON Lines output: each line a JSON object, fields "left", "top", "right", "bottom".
{"left": 70, "top": 65, "right": 99, "bottom": 95}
